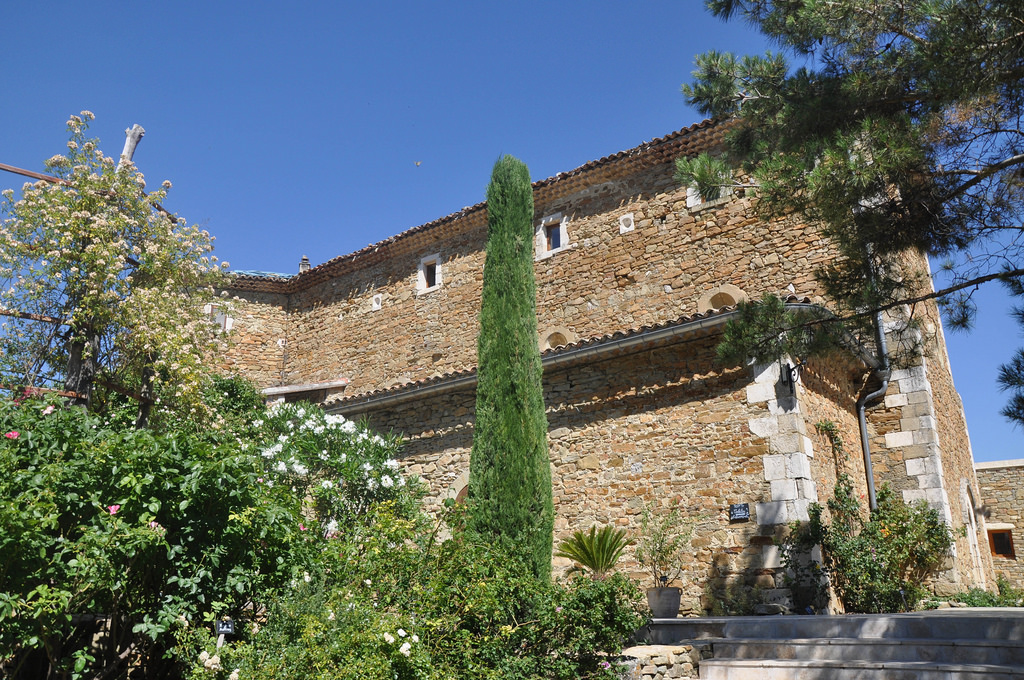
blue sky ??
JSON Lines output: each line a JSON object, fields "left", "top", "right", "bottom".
{"left": 1, "top": 1, "right": 1016, "bottom": 461}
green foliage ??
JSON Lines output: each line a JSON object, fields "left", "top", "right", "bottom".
{"left": 203, "top": 502, "right": 644, "bottom": 680}
{"left": 814, "top": 420, "right": 845, "bottom": 458}
{"left": 0, "top": 112, "right": 227, "bottom": 416}
{"left": 674, "top": 152, "right": 732, "bottom": 201}
{"left": 683, "top": 1, "right": 1024, "bottom": 407}
{"left": 703, "top": 581, "right": 765, "bottom": 617}
{"left": 784, "top": 474, "right": 954, "bottom": 613}
{"left": 925, "top": 575, "right": 1024, "bottom": 609}
{"left": 634, "top": 503, "right": 696, "bottom": 588}
{"left": 0, "top": 392, "right": 417, "bottom": 679}
{"left": 555, "top": 525, "right": 632, "bottom": 579}
{"left": 716, "top": 293, "right": 850, "bottom": 365}
{"left": 998, "top": 338, "right": 1024, "bottom": 427}
{"left": 2, "top": 386, "right": 642, "bottom": 679}
{"left": 470, "top": 155, "right": 553, "bottom": 581}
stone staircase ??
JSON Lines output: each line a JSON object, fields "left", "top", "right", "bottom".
{"left": 632, "top": 608, "right": 1024, "bottom": 679}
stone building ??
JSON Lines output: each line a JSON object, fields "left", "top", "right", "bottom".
{"left": 976, "top": 460, "right": 1024, "bottom": 587}
{"left": 219, "top": 119, "right": 992, "bottom": 613}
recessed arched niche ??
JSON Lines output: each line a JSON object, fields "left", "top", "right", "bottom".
{"left": 539, "top": 326, "right": 576, "bottom": 352}
{"left": 697, "top": 284, "right": 747, "bottom": 313}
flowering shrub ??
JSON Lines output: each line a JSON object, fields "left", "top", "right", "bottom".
{"left": 783, "top": 473, "right": 954, "bottom": 613}
{"left": 0, "top": 388, "right": 416, "bottom": 680}
{"left": 0, "top": 112, "right": 226, "bottom": 418}
{"left": 1, "top": 384, "right": 642, "bottom": 680}
{"left": 251, "top": 402, "right": 419, "bottom": 526}
{"left": 209, "top": 504, "right": 645, "bottom": 680}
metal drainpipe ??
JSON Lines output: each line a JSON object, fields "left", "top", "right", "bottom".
{"left": 856, "top": 310, "right": 891, "bottom": 511}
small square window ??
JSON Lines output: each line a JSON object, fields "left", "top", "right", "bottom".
{"left": 417, "top": 253, "right": 442, "bottom": 293}
{"left": 535, "top": 214, "right": 569, "bottom": 260}
{"left": 990, "top": 529, "right": 1016, "bottom": 559}
{"left": 619, "top": 213, "right": 635, "bottom": 234}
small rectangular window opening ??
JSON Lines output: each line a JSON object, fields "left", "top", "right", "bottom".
{"left": 424, "top": 260, "right": 437, "bottom": 288}
{"left": 990, "top": 529, "right": 1016, "bottom": 559}
{"left": 204, "top": 303, "right": 231, "bottom": 331}
{"left": 545, "top": 222, "right": 561, "bottom": 251}
{"left": 418, "top": 253, "right": 442, "bottom": 293}
{"left": 536, "top": 213, "right": 567, "bottom": 260}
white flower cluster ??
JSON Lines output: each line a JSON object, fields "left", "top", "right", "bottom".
{"left": 198, "top": 650, "right": 222, "bottom": 672}
{"left": 382, "top": 628, "right": 419, "bottom": 656}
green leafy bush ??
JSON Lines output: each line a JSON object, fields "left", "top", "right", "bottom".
{"left": 1, "top": 388, "right": 644, "bottom": 679}
{"left": 217, "top": 515, "right": 645, "bottom": 680}
{"left": 634, "top": 503, "right": 696, "bottom": 588}
{"left": 925, "top": 575, "right": 1024, "bottom": 608}
{"left": 784, "top": 474, "right": 954, "bottom": 613}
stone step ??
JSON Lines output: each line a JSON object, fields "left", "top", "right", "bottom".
{"left": 698, "top": 658, "right": 1024, "bottom": 680}
{"left": 712, "top": 638, "right": 1024, "bottom": 666}
{"left": 643, "top": 609, "right": 1024, "bottom": 645}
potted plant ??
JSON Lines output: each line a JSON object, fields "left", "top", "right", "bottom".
{"left": 634, "top": 503, "right": 695, "bottom": 618}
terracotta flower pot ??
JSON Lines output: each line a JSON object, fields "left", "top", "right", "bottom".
{"left": 647, "top": 586, "right": 681, "bottom": 619}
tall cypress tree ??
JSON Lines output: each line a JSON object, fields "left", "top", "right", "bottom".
{"left": 469, "top": 155, "right": 553, "bottom": 581}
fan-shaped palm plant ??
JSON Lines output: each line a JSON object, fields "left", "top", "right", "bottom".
{"left": 555, "top": 525, "right": 632, "bottom": 579}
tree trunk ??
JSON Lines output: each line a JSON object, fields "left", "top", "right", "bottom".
{"left": 134, "top": 352, "right": 156, "bottom": 428}
{"left": 64, "top": 327, "right": 100, "bottom": 408}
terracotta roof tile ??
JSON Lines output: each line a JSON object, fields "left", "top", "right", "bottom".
{"left": 323, "top": 295, "right": 812, "bottom": 409}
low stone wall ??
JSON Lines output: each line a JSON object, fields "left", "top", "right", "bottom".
{"left": 618, "top": 644, "right": 707, "bottom": 679}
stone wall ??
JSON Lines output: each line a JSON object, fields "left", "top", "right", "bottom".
{"left": 800, "top": 354, "right": 871, "bottom": 512}
{"left": 976, "top": 460, "right": 1024, "bottom": 587}
{"left": 859, "top": 288, "right": 991, "bottom": 593}
{"left": 620, "top": 644, "right": 704, "bottom": 679}
{"left": 222, "top": 128, "right": 838, "bottom": 400}
{"left": 918, "top": 295, "right": 994, "bottom": 590}
{"left": 333, "top": 333, "right": 865, "bottom": 615}
{"left": 215, "top": 290, "right": 290, "bottom": 386}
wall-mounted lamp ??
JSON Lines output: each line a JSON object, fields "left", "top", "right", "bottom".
{"left": 780, "top": 358, "right": 803, "bottom": 395}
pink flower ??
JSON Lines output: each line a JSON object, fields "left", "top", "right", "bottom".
{"left": 107, "top": 504, "right": 121, "bottom": 515}
{"left": 41, "top": 405, "right": 55, "bottom": 415}
{"left": 299, "top": 523, "right": 308, "bottom": 531}
{"left": 4, "top": 431, "right": 19, "bottom": 439}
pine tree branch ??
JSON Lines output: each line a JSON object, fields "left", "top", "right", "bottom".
{"left": 789, "top": 267, "right": 1024, "bottom": 336}
{"left": 839, "top": 3, "right": 931, "bottom": 49}
{"left": 935, "top": 153, "right": 1024, "bottom": 189}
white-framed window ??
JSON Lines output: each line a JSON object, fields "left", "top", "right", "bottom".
{"left": 618, "top": 213, "right": 635, "bottom": 234}
{"left": 686, "top": 185, "right": 733, "bottom": 211}
{"left": 202, "top": 303, "right": 233, "bottom": 332}
{"left": 535, "top": 213, "right": 570, "bottom": 260}
{"left": 371, "top": 293, "right": 383, "bottom": 311}
{"left": 686, "top": 186, "right": 703, "bottom": 209}
{"left": 417, "top": 253, "right": 442, "bottom": 294}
